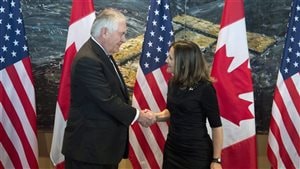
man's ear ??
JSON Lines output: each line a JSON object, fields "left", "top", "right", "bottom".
{"left": 101, "top": 27, "right": 109, "bottom": 38}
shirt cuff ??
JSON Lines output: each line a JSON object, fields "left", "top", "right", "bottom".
{"left": 131, "top": 109, "right": 140, "bottom": 124}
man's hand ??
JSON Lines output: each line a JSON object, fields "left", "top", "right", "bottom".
{"left": 137, "top": 109, "right": 156, "bottom": 127}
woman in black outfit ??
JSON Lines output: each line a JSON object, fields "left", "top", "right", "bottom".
{"left": 155, "top": 40, "right": 223, "bottom": 169}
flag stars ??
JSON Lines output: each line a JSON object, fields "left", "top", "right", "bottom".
{"left": 293, "top": 26, "right": 296, "bottom": 32}
{"left": 2, "top": 46, "right": 7, "bottom": 52}
{"left": 146, "top": 52, "right": 151, "bottom": 58}
{"left": 160, "top": 25, "right": 166, "bottom": 31}
{"left": 163, "top": 14, "right": 167, "bottom": 20}
{"left": 23, "top": 45, "right": 28, "bottom": 51}
{"left": 164, "top": 4, "right": 169, "bottom": 10}
{"left": 0, "top": 19, "right": 2, "bottom": 24}
{"left": 297, "top": 5, "right": 300, "bottom": 11}
{"left": 290, "top": 37, "right": 294, "bottom": 42}
{"left": 154, "top": 57, "right": 160, "bottom": 62}
{"left": 156, "top": 46, "right": 162, "bottom": 52}
{"left": 156, "top": 0, "right": 161, "bottom": 5}
{"left": 296, "top": 51, "right": 300, "bottom": 57}
{"left": 17, "top": 18, "right": 22, "bottom": 24}
{"left": 284, "top": 67, "right": 288, "bottom": 73}
{"left": 11, "top": 0, "right": 16, "bottom": 7}
{"left": 9, "top": 13, "right": 13, "bottom": 18}
{"left": 13, "top": 40, "right": 19, "bottom": 46}
{"left": 0, "top": 6, "right": 5, "bottom": 13}
{"left": 6, "top": 23, "right": 12, "bottom": 30}
{"left": 286, "top": 57, "right": 290, "bottom": 63}
{"left": 154, "top": 9, "right": 159, "bottom": 16}
{"left": 288, "top": 47, "right": 292, "bottom": 52}
{"left": 293, "top": 62, "right": 299, "bottom": 67}
{"left": 0, "top": 56, "right": 4, "bottom": 63}
{"left": 295, "top": 16, "right": 299, "bottom": 21}
{"left": 152, "top": 20, "right": 157, "bottom": 26}
{"left": 15, "top": 29, "right": 21, "bottom": 35}
{"left": 4, "top": 34, "right": 9, "bottom": 41}
{"left": 150, "top": 31, "right": 155, "bottom": 36}
{"left": 148, "top": 41, "right": 153, "bottom": 47}
{"left": 11, "top": 51, "right": 17, "bottom": 57}
{"left": 169, "top": 30, "right": 174, "bottom": 36}
{"left": 158, "top": 36, "right": 163, "bottom": 41}
{"left": 144, "top": 62, "right": 149, "bottom": 68}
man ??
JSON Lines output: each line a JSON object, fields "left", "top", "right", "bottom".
{"left": 62, "top": 8, "right": 155, "bottom": 169}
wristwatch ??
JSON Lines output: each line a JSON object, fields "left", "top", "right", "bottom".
{"left": 212, "top": 157, "right": 221, "bottom": 164}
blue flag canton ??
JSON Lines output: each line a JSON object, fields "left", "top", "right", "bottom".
{"left": 0, "top": 0, "right": 29, "bottom": 70}
{"left": 281, "top": 0, "right": 300, "bottom": 79}
{"left": 140, "top": 0, "right": 174, "bottom": 75}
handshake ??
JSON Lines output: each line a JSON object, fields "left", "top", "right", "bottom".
{"left": 137, "top": 109, "right": 157, "bottom": 128}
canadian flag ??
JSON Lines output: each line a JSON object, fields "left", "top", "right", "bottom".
{"left": 49, "top": 0, "right": 95, "bottom": 168}
{"left": 211, "top": 0, "right": 257, "bottom": 169}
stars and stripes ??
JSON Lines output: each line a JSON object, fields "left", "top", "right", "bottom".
{"left": 267, "top": 1, "right": 300, "bottom": 168}
{"left": 0, "top": 0, "right": 39, "bottom": 168}
{"left": 129, "top": 0, "right": 174, "bottom": 168}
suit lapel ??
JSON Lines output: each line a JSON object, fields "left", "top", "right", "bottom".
{"left": 89, "top": 39, "right": 129, "bottom": 101}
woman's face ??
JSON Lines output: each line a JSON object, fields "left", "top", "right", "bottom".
{"left": 166, "top": 47, "right": 175, "bottom": 73}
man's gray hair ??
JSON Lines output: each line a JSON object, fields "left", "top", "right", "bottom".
{"left": 91, "top": 8, "right": 126, "bottom": 38}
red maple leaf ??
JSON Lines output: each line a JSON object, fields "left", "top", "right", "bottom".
{"left": 211, "top": 45, "right": 254, "bottom": 126}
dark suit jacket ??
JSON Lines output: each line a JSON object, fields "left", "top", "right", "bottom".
{"left": 62, "top": 38, "right": 136, "bottom": 165}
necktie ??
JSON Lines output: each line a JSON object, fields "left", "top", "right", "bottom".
{"left": 108, "top": 55, "right": 126, "bottom": 92}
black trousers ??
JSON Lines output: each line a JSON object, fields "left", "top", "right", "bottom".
{"left": 65, "top": 157, "right": 118, "bottom": 169}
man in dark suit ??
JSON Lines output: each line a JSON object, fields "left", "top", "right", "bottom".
{"left": 62, "top": 8, "right": 155, "bottom": 169}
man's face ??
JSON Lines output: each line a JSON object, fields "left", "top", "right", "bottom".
{"left": 105, "top": 20, "right": 127, "bottom": 55}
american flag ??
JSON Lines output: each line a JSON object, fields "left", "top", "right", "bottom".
{"left": 0, "top": 0, "right": 38, "bottom": 168}
{"left": 129, "top": 0, "right": 174, "bottom": 168}
{"left": 267, "top": 0, "right": 300, "bottom": 168}
{"left": 211, "top": 0, "right": 257, "bottom": 168}
{"left": 49, "top": 0, "right": 95, "bottom": 168}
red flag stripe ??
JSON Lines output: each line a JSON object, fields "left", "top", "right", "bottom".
{"left": 267, "top": 132, "right": 279, "bottom": 169}
{"left": 5, "top": 65, "right": 37, "bottom": 135}
{"left": 128, "top": 143, "right": 142, "bottom": 169}
{"left": 274, "top": 85, "right": 299, "bottom": 155}
{"left": 130, "top": 123, "right": 161, "bottom": 169}
{"left": 269, "top": 115, "right": 296, "bottom": 169}
{"left": 132, "top": 83, "right": 165, "bottom": 154}
{"left": 285, "top": 76, "right": 300, "bottom": 114}
{"left": 0, "top": 124, "right": 22, "bottom": 169}
{"left": 0, "top": 83, "right": 38, "bottom": 168}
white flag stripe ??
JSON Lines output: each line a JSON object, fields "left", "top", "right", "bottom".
{"left": 135, "top": 67, "right": 160, "bottom": 111}
{"left": 152, "top": 68, "right": 168, "bottom": 103}
{"left": 132, "top": 75, "right": 165, "bottom": 165}
{"left": 156, "top": 122, "right": 168, "bottom": 140}
{"left": 15, "top": 61, "right": 36, "bottom": 111}
{"left": 50, "top": 104, "right": 66, "bottom": 165}
{"left": 277, "top": 74, "right": 299, "bottom": 126}
{"left": 0, "top": 143, "right": 14, "bottom": 169}
{"left": 129, "top": 128, "right": 151, "bottom": 169}
{"left": 272, "top": 101, "right": 298, "bottom": 166}
{"left": 268, "top": 130, "right": 286, "bottom": 169}
{"left": 1, "top": 69, "right": 37, "bottom": 150}
{"left": 140, "top": 126, "right": 163, "bottom": 165}
{"left": 292, "top": 74, "right": 300, "bottom": 94}
{"left": 66, "top": 12, "right": 95, "bottom": 50}
{"left": 0, "top": 104, "right": 30, "bottom": 169}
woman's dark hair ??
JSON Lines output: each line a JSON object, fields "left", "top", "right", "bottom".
{"left": 170, "top": 40, "right": 211, "bottom": 88}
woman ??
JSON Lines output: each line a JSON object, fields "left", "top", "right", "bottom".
{"left": 155, "top": 40, "right": 223, "bottom": 169}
